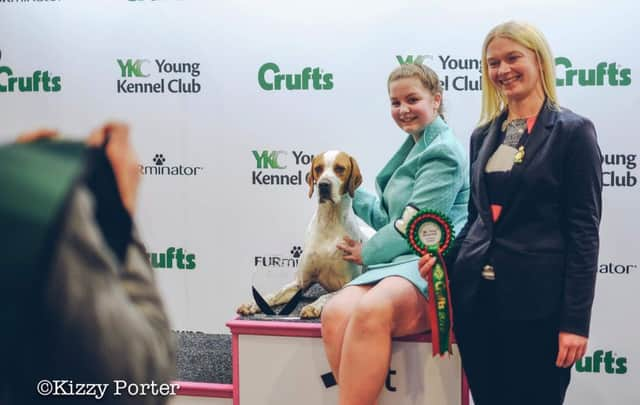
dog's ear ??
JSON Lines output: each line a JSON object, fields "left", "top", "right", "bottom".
{"left": 346, "top": 156, "right": 362, "bottom": 198}
{"left": 306, "top": 171, "right": 314, "bottom": 198}
{"left": 307, "top": 154, "right": 321, "bottom": 198}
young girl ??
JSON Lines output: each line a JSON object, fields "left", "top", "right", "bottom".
{"left": 321, "top": 63, "right": 469, "bottom": 405}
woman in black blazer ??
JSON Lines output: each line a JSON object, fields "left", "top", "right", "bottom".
{"left": 420, "top": 21, "right": 603, "bottom": 405}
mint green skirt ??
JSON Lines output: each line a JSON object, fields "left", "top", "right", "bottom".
{"left": 347, "top": 256, "right": 428, "bottom": 299}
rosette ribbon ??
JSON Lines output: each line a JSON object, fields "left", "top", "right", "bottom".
{"left": 395, "top": 205, "right": 454, "bottom": 356}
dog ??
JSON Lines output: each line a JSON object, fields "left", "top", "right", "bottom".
{"left": 237, "top": 150, "right": 372, "bottom": 318}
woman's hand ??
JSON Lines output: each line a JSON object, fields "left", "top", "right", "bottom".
{"left": 556, "top": 331, "right": 588, "bottom": 368}
{"left": 418, "top": 254, "right": 437, "bottom": 280}
{"left": 337, "top": 236, "right": 363, "bottom": 265}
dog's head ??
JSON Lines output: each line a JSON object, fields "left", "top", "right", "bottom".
{"left": 306, "top": 151, "right": 362, "bottom": 203}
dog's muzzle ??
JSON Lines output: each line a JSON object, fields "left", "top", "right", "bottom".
{"left": 318, "top": 181, "right": 332, "bottom": 202}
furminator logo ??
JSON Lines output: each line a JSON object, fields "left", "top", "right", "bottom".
{"left": 603, "top": 152, "right": 637, "bottom": 187}
{"left": 555, "top": 57, "right": 632, "bottom": 87}
{"left": 116, "top": 58, "right": 201, "bottom": 94}
{"left": 258, "top": 63, "right": 333, "bottom": 91}
{"left": 254, "top": 245, "right": 303, "bottom": 268}
{"left": 251, "top": 150, "right": 313, "bottom": 186}
{"left": 575, "top": 350, "right": 628, "bottom": 374}
{"left": 0, "top": 49, "right": 62, "bottom": 92}
{"left": 396, "top": 54, "right": 482, "bottom": 91}
{"left": 148, "top": 247, "right": 196, "bottom": 270}
{"left": 599, "top": 262, "right": 637, "bottom": 275}
{"left": 139, "top": 154, "right": 204, "bottom": 176}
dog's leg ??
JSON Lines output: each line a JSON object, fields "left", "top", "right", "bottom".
{"left": 236, "top": 280, "right": 301, "bottom": 315}
{"left": 300, "top": 291, "right": 338, "bottom": 319}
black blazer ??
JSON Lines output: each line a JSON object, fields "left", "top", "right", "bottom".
{"left": 448, "top": 102, "right": 602, "bottom": 337}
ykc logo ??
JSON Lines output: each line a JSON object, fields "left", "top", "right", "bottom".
{"left": 0, "top": 49, "right": 62, "bottom": 93}
{"left": 555, "top": 57, "right": 632, "bottom": 87}
{"left": 575, "top": 350, "right": 628, "bottom": 374}
{"left": 258, "top": 62, "right": 333, "bottom": 91}
{"left": 148, "top": 247, "right": 196, "bottom": 270}
{"left": 253, "top": 150, "right": 287, "bottom": 169}
{"left": 118, "top": 59, "right": 150, "bottom": 78}
{"left": 251, "top": 149, "right": 314, "bottom": 186}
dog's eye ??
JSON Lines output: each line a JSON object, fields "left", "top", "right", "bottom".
{"left": 334, "top": 166, "right": 345, "bottom": 175}
{"left": 314, "top": 165, "right": 323, "bottom": 174}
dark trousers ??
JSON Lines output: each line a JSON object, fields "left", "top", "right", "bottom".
{"left": 454, "top": 280, "right": 571, "bottom": 405}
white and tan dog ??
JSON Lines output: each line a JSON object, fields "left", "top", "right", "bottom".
{"left": 237, "top": 151, "right": 371, "bottom": 318}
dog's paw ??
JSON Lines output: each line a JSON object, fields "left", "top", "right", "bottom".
{"left": 300, "top": 304, "right": 322, "bottom": 319}
{"left": 236, "top": 303, "right": 260, "bottom": 315}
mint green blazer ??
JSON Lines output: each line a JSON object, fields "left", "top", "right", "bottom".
{"left": 349, "top": 116, "right": 469, "bottom": 296}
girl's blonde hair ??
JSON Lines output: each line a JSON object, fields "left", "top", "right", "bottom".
{"left": 479, "top": 21, "right": 558, "bottom": 126}
{"left": 388, "top": 63, "right": 445, "bottom": 119}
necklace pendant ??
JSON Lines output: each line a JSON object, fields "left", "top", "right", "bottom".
{"left": 514, "top": 146, "right": 525, "bottom": 164}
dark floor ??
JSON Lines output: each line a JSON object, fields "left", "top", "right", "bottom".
{"left": 175, "top": 284, "right": 326, "bottom": 384}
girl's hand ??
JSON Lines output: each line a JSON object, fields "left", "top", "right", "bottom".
{"left": 337, "top": 236, "right": 363, "bottom": 265}
{"left": 418, "top": 254, "right": 437, "bottom": 280}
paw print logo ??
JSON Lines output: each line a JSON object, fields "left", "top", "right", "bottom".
{"left": 153, "top": 154, "right": 166, "bottom": 166}
{"left": 290, "top": 246, "right": 303, "bottom": 258}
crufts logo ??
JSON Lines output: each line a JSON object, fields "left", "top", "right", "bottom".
{"left": 148, "top": 247, "right": 196, "bottom": 270}
{"left": 0, "top": 49, "right": 62, "bottom": 92}
{"left": 555, "top": 57, "right": 632, "bottom": 87}
{"left": 575, "top": 350, "right": 628, "bottom": 374}
{"left": 258, "top": 62, "right": 333, "bottom": 91}
{"left": 139, "top": 154, "right": 204, "bottom": 176}
{"left": 254, "top": 246, "right": 303, "bottom": 268}
{"left": 251, "top": 150, "right": 313, "bottom": 186}
{"left": 603, "top": 153, "right": 637, "bottom": 187}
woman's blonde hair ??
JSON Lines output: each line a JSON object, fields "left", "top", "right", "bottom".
{"left": 388, "top": 63, "right": 445, "bottom": 120}
{"left": 479, "top": 21, "right": 558, "bottom": 126}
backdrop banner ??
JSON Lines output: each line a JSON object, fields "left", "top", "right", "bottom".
{"left": 0, "top": 1, "right": 636, "bottom": 403}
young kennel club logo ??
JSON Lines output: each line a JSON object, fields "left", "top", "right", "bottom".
{"left": 251, "top": 149, "right": 313, "bottom": 186}
{"left": 603, "top": 152, "right": 637, "bottom": 187}
{"left": 116, "top": 58, "right": 201, "bottom": 94}
{"left": 0, "top": 50, "right": 62, "bottom": 93}
{"left": 139, "top": 154, "right": 204, "bottom": 176}
{"left": 575, "top": 350, "right": 628, "bottom": 374}
{"left": 397, "top": 54, "right": 482, "bottom": 92}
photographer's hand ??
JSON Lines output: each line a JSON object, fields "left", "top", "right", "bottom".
{"left": 87, "top": 123, "right": 141, "bottom": 216}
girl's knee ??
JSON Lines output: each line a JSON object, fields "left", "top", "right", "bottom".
{"left": 321, "top": 299, "right": 351, "bottom": 337}
{"left": 350, "top": 295, "right": 394, "bottom": 333}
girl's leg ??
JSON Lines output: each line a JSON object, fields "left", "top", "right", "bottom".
{"left": 321, "top": 285, "right": 371, "bottom": 381}
{"left": 337, "top": 276, "right": 430, "bottom": 405}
